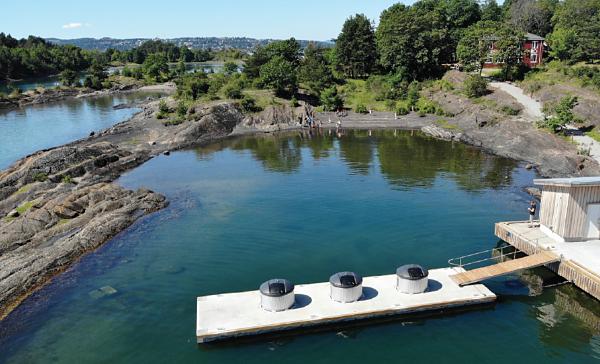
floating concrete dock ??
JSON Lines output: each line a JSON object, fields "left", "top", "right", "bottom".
{"left": 196, "top": 267, "right": 495, "bottom": 343}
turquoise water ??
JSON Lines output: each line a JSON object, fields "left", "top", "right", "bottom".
{"left": 1, "top": 130, "right": 599, "bottom": 363}
{"left": 0, "top": 92, "right": 162, "bottom": 169}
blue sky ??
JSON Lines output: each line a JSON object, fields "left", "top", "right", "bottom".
{"left": 3, "top": 0, "right": 416, "bottom": 41}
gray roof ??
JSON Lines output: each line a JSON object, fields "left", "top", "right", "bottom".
{"left": 534, "top": 177, "right": 600, "bottom": 187}
{"left": 525, "top": 33, "right": 544, "bottom": 41}
{"left": 482, "top": 33, "right": 544, "bottom": 42}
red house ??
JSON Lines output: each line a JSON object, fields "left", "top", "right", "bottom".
{"left": 483, "top": 33, "right": 545, "bottom": 68}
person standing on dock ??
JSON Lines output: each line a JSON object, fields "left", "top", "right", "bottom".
{"left": 528, "top": 200, "right": 537, "bottom": 227}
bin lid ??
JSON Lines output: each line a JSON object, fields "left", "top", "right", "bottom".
{"left": 396, "top": 264, "right": 429, "bottom": 280}
{"left": 329, "top": 271, "right": 363, "bottom": 288}
{"left": 259, "top": 279, "right": 294, "bottom": 297}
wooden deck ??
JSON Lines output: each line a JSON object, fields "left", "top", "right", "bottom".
{"left": 496, "top": 221, "right": 600, "bottom": 301}
{"left": 451, "top": 251, "right": 560, "bottom": 286}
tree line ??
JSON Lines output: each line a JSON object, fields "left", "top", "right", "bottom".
{"left": 0, "top": 33, "right": 92, "bottom": 80}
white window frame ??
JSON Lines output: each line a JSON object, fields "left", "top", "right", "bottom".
{"left": 530, "top": 52, "right": 538, "bottom": 63}
{"left": 531, "top": 41, "right": 539, "bottom": 53}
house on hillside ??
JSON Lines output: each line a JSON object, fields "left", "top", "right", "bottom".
{"left": 483, "top": 33, "right": 545, "bottom": 69}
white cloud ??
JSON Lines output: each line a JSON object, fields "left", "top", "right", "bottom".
{"left": 62, "top": 22, "right": 90, "bottom": 29}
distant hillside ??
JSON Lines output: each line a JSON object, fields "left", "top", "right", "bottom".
{"left": 46, "top": 37, "right": 334, "bottom": 51}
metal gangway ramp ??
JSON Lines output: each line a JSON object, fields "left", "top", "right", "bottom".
{"left": 448, "top": 245, "right": 560, "bottom": 286}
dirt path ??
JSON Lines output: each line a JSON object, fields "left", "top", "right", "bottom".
{"left": 491, "top": 81, "right": 600, "bottom": 164}
{"left": 489, "top": 81, "right": 544, "bottom": 120}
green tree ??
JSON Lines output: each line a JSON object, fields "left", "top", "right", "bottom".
{"left": 335, "top": 14, "right": 377, "bottom": 78}
{"left": 507, "top": 0, "right": 558, "bottom": 36}
{"left": 553, "top": 96, "right": 578, "bottom": 126}
{"left": 176, "top": 72, "right": 210, "bottom": 100}
{"left": 298, "top": 43, "right": 334, "bottom": 97}
{"left": 176, "top": 57, "right": 186, "bottom": 76}
{"left": 320, "top": 86, "right": 343, "bottom": 111}
{"left": 376, "top": 4, "right": 450, "bottom": 80}
{"left": 244, "top": 38, "right": 300, "bottom": 79}
{"left": 494, "top": 26, "right": 525, "bottom": 80}
{"left": 547, "top": 28, "right": 578, "bottom": 62}
{"left": 84, "top": 61, "right": 108, "bottom": 90}
{"left": 481, "top": 0, "right": 503, "bottom": 21}
{"left": 142, "top": 53, "right": 169, "bottom": 82}
{"left": 223, "top": 61, "right": 238, "bottom": 75}
{"left": 549, "top": 0, "right": 600, "bottom": 63}
{"left": 259, "top": 56, "right": 297, "bottom": 96}
{"left": 59, "top": 69, "right": 77, "bottom": 87}
{"left": 457, "top": 21, "right": 502, "bottom": 73}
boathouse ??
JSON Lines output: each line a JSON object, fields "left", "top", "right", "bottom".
{"left": 536, "top": 177, "right": 600, "bottom": 242}
{"left": 493, "top": 176, "right": 600, "bottom": 301}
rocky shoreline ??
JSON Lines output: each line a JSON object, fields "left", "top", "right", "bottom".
{"left": 1, "top": 91, "right": 599, "bottom": 319}
{"left": 0, "top": 82, "right": 175, "bottom": 110}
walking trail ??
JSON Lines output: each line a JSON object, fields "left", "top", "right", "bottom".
{"left": 490, "top": 81, "right": 600, "bottom": 164}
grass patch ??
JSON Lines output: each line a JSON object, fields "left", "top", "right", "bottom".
{"left": 586, "top": 127, "right": 600, "bottom": 142}
{"left": 14, "top": 183, "right": 33, "bottom": 195}
{"left": 163, "top": 117, "right": 186, "bottom": 126}
{"left": 339, "top": 79, "right": 389, "bottom": 111}
{"left": 57, "top": 218, "right": 70, "bottom": 226}
{"left": 125, "top": 138, "right": 140, "bottom": 146}
{"left": 16, "top": 200, "right": 37, "bottom": 215}
{"left": 435, "top": 119, "right": 460, "bottom": 130}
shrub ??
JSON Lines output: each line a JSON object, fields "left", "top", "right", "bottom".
{"left": 501, "top": 105, "right": 520, "bottom": 115}
{"left": 176, "top": 101, "right": 188, "bottom": 117}
{"left": 416, "top": 98, "right": 437, "bottom": 114}
{"left": 158, "top": 100, "right": 170, "bottom": 114}
{"left": 354, "top": 104, "right": 368, "bottom": 113}
{"left": 553, "top": 96, "right": 579, "bottom": 125}
{"left": 240, "top": 96, "right": 261, "bottom": 113}
{"left": 223, "top": 82, "right": 243, "bottom": 99}
{"left": 464, "top": 75, "right": 488, "bottom": 98}
{"left": 33, "top": 172, "right": 47, "bottom": 182}
{"left": 61, "top": 175, "right": 73, "bottom": 184}
{"left": 290, "top": 96, "right": 299, "bottom": 107}
{"left": 396, "top": 105, "right": 409, "bottom": 115}
{"left": 320, "top": 86, "right": 343, "bottom": 111}
{"left": 523, "top": 81, "right": 542, "bottom": 95}
{"left": 163, "top": 117, "right": 185, "bottom": 126}
{"left": 122, "top": 66, "right": 132, "bottom": 77}
{"left": 384, "top": 99, "right": 396, "bottom": 111}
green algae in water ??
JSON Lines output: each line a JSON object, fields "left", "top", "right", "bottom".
{"left": 1, "top": 130, "right": 599, "bottom": 363}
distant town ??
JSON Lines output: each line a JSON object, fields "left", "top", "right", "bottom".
{"left": 47, "top": 36, "right": 334, "bottom": 51}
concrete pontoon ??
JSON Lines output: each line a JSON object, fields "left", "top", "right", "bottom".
{"left": 196, "top": 268, "right": 495, "bottom": 343}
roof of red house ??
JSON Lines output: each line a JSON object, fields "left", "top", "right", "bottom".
{"left": 482, "top": 32, "right": 544, "bottom": 41}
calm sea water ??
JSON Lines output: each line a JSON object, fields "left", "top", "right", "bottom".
{"left": 0, "top": 130, "right": 599, "bottom": 363}
{"left": 0, "top": 91, "right": 163, "bottom": 169}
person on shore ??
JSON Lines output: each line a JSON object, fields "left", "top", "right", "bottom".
{"left": 528, "top": 200, "right": 537, "bottom": 227}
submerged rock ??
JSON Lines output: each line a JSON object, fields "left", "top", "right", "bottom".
{"left": 88, "top": 285, "right": 118, "bottom": 299}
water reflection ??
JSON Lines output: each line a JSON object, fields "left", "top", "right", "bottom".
{"left": 193, "top": 130, "right": 518, "bottom": 192}
{"left": 536, "top": 285, "right": 600, "bottom": 357}
{"left": 0, "top": 91, "right": 164, "bottom": 169}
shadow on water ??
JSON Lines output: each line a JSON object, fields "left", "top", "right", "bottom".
{"left": 198, "top": 302, "right": 497, "bottom": 351}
